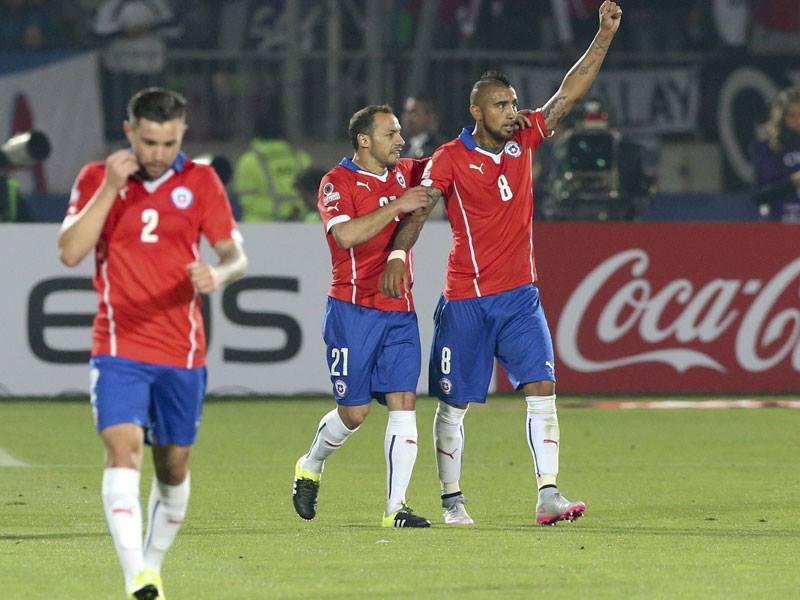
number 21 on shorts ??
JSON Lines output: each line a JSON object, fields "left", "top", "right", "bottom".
{"left": 330, "top": 347, "right": 349, "bottom": 376}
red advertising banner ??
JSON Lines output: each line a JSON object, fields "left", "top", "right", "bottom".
{"left": 497, "top": 223, "right": 800, "bottom": 393}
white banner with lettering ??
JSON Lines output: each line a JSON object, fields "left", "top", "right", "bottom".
{"left": 0, "top": 223, "right": 453, "bottom": 397}
{"left": 504, "top": 65, "right": 700, "bottom": 135}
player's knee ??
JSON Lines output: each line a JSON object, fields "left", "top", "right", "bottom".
{"left": 155, "top": 464, "right": 188, "bottom": 486}
{"left": 386, "top": 391, "right": 417, "bottom": 411}
{"left": 338, "top": 404, "right": 369, "bottom": 429}
{"left": 522, "top": 380, "right": 555, "bottom": 397}
{"left": 104, "top": 445, "right": 142, "bottom": 470}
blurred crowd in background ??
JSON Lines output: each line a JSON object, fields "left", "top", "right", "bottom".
{"left": 1, "top": 0, "right": 800, "bottom": 224}
{"left": 1, "top": 0, "right": 796, "bottom": 54}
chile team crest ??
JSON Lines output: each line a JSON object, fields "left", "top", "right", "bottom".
{"left": 171, "top": 186, "right": 194, "bottom": 209}
{"left": 504, "top": 141, "right": 522, "bottom": 158}
{"left": 395, "top": 172, "right": 407, "bottom": 188}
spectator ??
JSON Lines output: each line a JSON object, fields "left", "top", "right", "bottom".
{"left": 400, "top": 96, "right": 445, "bottom": 160}
{"left": 751, "top": 0, "right": 800, "bottom": 54}
{"left": 93, "top": 0, "right": 177, "bottom": 138}
{"left": 0, "top": 174, "right": 31, "bottom": 222}
{"left": 0, "top": 0, "right": 66, "bottom": 50}
{"left": 232, "top": 113, "right": 312, "bottom": 222}
{"left": 750, "top": 86, "right": 800, "bottom": 222}
{"left": 293, "top": 166, "right": 326, "bottom": 223}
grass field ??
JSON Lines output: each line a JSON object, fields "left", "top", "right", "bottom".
{"left": 1, "top": 397, "right": 799, "bottom": 599}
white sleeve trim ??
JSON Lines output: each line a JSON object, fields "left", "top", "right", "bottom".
{"left": 326, "top": 214, "right": 351, "bottom": 233}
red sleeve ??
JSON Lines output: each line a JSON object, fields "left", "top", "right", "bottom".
{"left": 318, "top": 170, "right": 354, "bottom": 233}
{"left": 519, "top": 109, "right": 552, "bottom": 150}
{"left": 64, "top": 163, "right": 103, "bottom": 220}
{"left": 403, "top": 158, "right": 429, "bottom": 187}
{"left": 421, "top": 145, "right": 453, "bottom": 195}
{"left": 198, "top": 167, "right": 241, "bottom": 246}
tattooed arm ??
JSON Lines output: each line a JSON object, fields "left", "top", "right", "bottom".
{"left": 541, "top": 0, "right": 622, "bottom": 133}
{"left": 380, "top": 186, "right": 443, "bottom": 298}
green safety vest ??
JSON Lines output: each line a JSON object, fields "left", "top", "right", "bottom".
{"left": 0, "top": 177, "right": 20, "bottom": 223}
{"left": 233, "top": 138, "right": 312, "bottom": 222}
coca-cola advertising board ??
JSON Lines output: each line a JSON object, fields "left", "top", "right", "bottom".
{"left": 498, "top": 223, "right": 800, "bottom": 394}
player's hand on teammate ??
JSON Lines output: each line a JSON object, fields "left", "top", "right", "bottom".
{"left": 514, "top": 110, "right": 534, "bottom": 131}
{"left": 187, "top": 261, "right": 220, "bottom": 294}
{"left": 381, "top": 258, "right": 408, "bottom": 299}
{"left": 103, "top": 149, "right": 140, "bottom": 193}
{"left": 599, "top": 1, "right": 622, "bottom": 34}
{"left": 395, "top": 186, "right": 431, "bottom": 215}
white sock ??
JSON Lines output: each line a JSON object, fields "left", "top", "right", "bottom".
{"left": 102, "top": 467, "right": 144, "bottom": 591}
{"left": 303, "top": 409, "right": 358, "bottom": 474}
{"left": 143, "top": 474, "right": 190, "bottom": 573}
{"left": 525, "top": 395, "right": 560, "bottom": 489}
{"left": 384, "top": 410, "right": 418, "bottom": 515}
{"left": 433, "top": 401, "right": 467, "bottom": 495}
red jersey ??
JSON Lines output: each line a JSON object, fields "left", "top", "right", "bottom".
{"left": 423, "top": 111, "right": 550, "bottom": 299}
{"left": 318, "top": 157, "right": 426, "bottom": 311}
{"left": 65, "top": 153, "right": 241, "bottom": 368}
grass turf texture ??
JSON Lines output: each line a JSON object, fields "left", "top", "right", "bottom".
{"left": 1, "top": 398, "right": 798, "bottom": 599}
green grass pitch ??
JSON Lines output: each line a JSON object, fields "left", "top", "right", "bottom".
{"left": 1, "top": 397, "right": 798, "bottom": 598}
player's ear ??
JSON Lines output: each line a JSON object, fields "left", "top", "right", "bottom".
{"left": 123, "top": 121, "right": 135, "bottom": 145}
{"left": 469, "top": 104, "right": 482, "bottom": 122}
{"left": 357, "top": 132, "right": 370, "bottom": 149}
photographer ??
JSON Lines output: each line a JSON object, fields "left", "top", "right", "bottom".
{"left": 749, "top": 86, "right": 800, "bottom": 223}
{"left": 538, "top": 98, "right": 650, "bottom": 221}
{"left": 0, "top": 173, "right": 31, "bottom": 223}
{"left": 0, "top": 131, "right": 48, "bottom": 223}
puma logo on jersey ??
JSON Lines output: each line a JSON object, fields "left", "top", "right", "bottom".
{"left": 469, "top": 163, "right": 485, "bottom": 175}
{"left": 356, "top": 181, "right": 372, "bottom": 191}
{"left": 325, "top": 203, "right": 340, "bottom": 212}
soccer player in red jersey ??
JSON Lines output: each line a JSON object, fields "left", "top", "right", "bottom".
{"left": 58, "top": 88, "right": 247, "bottom": 598}
{"left": 291, "top": 105, "right": 435, "bottom": 528}
{"left": 383, "top": 1, "right": 623, "bottom": 526}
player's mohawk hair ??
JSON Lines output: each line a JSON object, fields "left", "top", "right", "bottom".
{"left": 470, "top": 70, "right": 513, "bottom": 104}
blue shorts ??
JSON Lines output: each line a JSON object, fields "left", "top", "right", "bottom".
{"left": 428, "top": 284, "right": 555, "bottom": 404}
{"left": 89, "top": 355, "right": 207, "bottom": 446}
{"left": 323, "top": 297, "right": 421, "bottom": 406}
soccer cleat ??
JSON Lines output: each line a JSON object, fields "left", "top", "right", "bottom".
{"left": 127, "top": 569, "right": 164, "bottom": 599}
{"left": 292, "top": 455, "right": 321, "bottom": 520}
{"left": 382, "top": 504, "right": 431, "bottom": 528}
{"left": 536, "top": 491, "right": 586, "bottom": 526}
{"left": 442, "top": 493, "right": 474, "bottom": 526}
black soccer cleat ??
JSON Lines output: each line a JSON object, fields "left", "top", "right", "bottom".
{"left": 382, "top": 504, "right": 431, "bottom": 528}
{"left": 293, "top": 456, "right": 321, "bottom": 520}
{"left": 132, "top": 584, "right": 160, "bottom": 600}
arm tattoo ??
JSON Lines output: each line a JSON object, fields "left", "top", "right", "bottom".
{"left": 543, "top": 95, "right": 568, "bottom": 125}
{"left": 577, "top": 59, "right": 596, "bottom": 76}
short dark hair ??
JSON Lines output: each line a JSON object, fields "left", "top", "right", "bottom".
{"left": 406, "top": 95, "right": 437, "bottom": 113}
{"left": 127, "top": 88, "right": 187, "bottom": 125}
{"left": 348, "top": 104, "right": 393, "bottom": 150}
{"left": 294, "top": 166, "right": 327, "bottom": 195}
{"left": 470, "top": 70, "right": 513, "bottom": 104}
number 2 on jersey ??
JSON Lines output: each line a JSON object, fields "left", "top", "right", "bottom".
{"left": 497, "top": 175, "right": 513, "bottom": 201}
{"left": 141, "top": 208, "right": 159, "bottom": 243}
{"left": 330, "top": 347, "right": 349, "bottom": 376}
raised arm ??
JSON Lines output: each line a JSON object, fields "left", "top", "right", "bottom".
{"left": 380, "top": 186, "right": 442, "bottom": 298}
{"left": 541, "top": 0, "right": 622, "bottom": 133}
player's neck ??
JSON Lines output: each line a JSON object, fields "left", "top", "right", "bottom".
{"left": 472, "top": 126, "right": 505, "bottom": 153}
{"left": 351, "top": 153, "right": 387, "bottom": 175}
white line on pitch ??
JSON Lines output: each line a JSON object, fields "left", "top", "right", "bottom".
{"left": 0, "top": 447, "right": 30, "bottom": 467}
